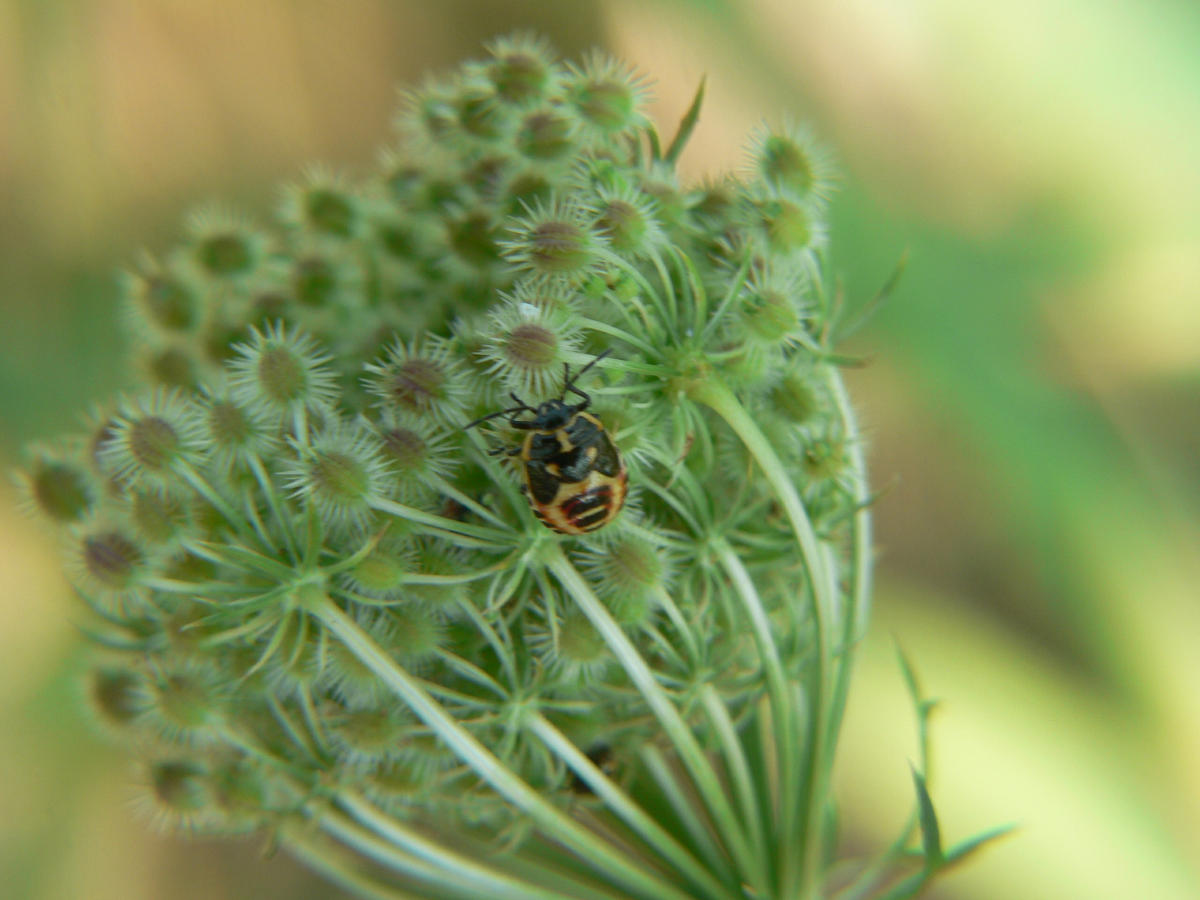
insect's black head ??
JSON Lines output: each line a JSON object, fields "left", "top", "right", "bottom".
{"left": 461, "top": 349, "right": 611, "bottom": 433}
{"left": 532, "top": 398, "right": 573, "bottom": 430}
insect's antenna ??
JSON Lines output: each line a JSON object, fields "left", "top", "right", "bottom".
{"left": 463, "top": 405, "right": 525, "bottom": 431}
{"left": 563, "top": 348, "right": 613, "bottom": 395}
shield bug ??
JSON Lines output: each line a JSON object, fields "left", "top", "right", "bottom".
{"left": 465, "top": 350, "right": 626, "bottom": 535}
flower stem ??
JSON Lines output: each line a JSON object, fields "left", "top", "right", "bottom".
{"left": 690, "top": 375, "right": 842, "bottom": 899}
{"left": 822, "top": 367, "right": 874, "bottom": 763}
{"left": 284, "top": 828, "right": 421, "bottom": 900}
{"left": 329, "top": 794, "right": 576, "bottom": 900}
{"left": 312, "top": 594, "right": 700, "bottom": 900}
{"left": 714, "top": 537, "right": 802, "bottom": 894}
{"left": 526, "top": 712, "right": 740, "bottom": 900}
{"left": 545, "top": 547, "right": 771, "bottom": 894}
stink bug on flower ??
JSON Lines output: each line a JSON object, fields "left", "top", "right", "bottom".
{"left": 465, "top": 350, "right": 627, "bottom": 535}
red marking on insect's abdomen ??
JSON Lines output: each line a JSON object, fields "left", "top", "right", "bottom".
{"left": 561, "top": 484, "right": 614, "bottom": 530}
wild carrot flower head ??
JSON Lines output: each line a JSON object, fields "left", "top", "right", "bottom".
{"left": 16, "top": 33, "right": 994, "bottom": 900}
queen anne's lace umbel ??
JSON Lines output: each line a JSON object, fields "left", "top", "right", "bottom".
{"left": 20, "top": 34, "right": 893, "bottom": 900}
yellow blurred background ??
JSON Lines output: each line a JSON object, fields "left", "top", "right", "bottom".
{"left": 3, "top": 2, "right": 1198, "bottom": 898}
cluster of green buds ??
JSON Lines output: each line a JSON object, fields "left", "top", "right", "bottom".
{"left": 16, "top": 33, "right": 978, "bottom": 900}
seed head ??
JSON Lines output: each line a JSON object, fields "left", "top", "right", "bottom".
{"left": 85, "top": 666, "right": 145, "bottom": 733}
{"left": 17, "top": 444, "right": 95, "bottom": 525}
{"left": 281, "top": 167, "right": 364, "bottom": 241}
{"left": 748, "top": 122, "right": 836, "bottom": 202}
{"left": 363, "top": 337, "right": 468, "bottom": 425}
{"left": 122, "top": 254, "right": 202, "bottom": 334}
{"left": 483, "top": 32, "right": 558, "bottom": 106}
{"left": 101, "top": 390, "right": 202, "bottom": 488}
{"left": 737, "top": 268, "right": 813, "bottom": 347}
{"left": 502, "top": 198, "right": 604, "bottom": 285}
{"left": 141, "top": 758, "right": 211, "bottom": 832}
{"left": 533, "top": 605, "right": 612, "bottom": 685}
{"left": 194, "top": 387, "right": 277, "bottom": 471}
{"left": 185, "top": 207, "right": 267, "bottom": 281}
{"left": 576, "top": 531, "right": 672, "bottom": 627}
{"left": 744, "top": 192, "right": 826, "bottom": 261}
{"left": 284, "top": 418, "right": 392, "bottom": 534}
{"left": 66, "top": 518, "right": 152, "bottom": 604}
{"left": 563, "top": 52, "right": 650, "bottom": 136}
{"left": 228, "top": 322, "right": 339, "bottom": 420}
{"left": 586, "top": 184, "right": 664, "bottom": 258}
{"left": 479, "top": 294, "right": 582, "bottom": 397}
{"left": 516, "top": 107, "right": 578, "bottom": 161}
{"left": 143, "top": 662, "right": 226, "bottom": 744}
{"left": 771, "top": 364, "right": 826, "bottom": 426}
{"left": 129, "top": 486, "right": 191, "bottom": 546}
{"left": 343, "top": 533, "right": 417, "bottom": 598}
{"left": 329, "top": 702, "right": 412, "bottom": 767}
{"left": 374, "top": 413, "right": 456, "bottom": 502}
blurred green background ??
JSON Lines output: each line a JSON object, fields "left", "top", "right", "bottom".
{"left": 3, "top": 2, "right": 1198, "bottom": 898}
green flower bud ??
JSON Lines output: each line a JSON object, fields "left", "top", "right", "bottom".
{"left": 122, "top": 256, "right": 202, "bottom": 334}
{"left": 228, "top": 323, "right": 339, "bottom": 420}
{"left": 501, "top": 199, "right": 604, "bottom": 285}
{"left": 484, "top": 32, "right": 557, "bottom": 106}
{"left": 282, "top": 168, "right": 364, "bottom": 240}
{"left": 86, "top": 665, "right": 145, "bottom": 732}
{"left": 17, "top": 444, "right": 95, "bottom": 525}
{"left": 749, "top": 122, "right": 836, "bottom": 201}
{"left": 185, "top": 208, "right": 267, "bottom": 281}
{"left": 564, "top": 52, "right": 649, "bottom": 136}
{"left": 362, "top": 337, "right": 468, "bottom": 425}
{"left": 516, "top": 107, "right": 577, "bottom": 160}
{"left": 284, "top": 419, "right": 391, "bottom": 532}
{"left": 101, "top": 390, "right": 202, "bottom": 487}
{"left": 143, "top": 758, "right": 210, "bottom": 830}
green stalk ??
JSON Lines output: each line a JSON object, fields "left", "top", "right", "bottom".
{"left": 714, "top": 538, "right": 801, "bottom": 893}
{"left": 691, "top": 376, "right": 841, "bottom": 900}
{"left": 331, "top": 794, "right": 576, "bottom": 900}
{"left": 546, "top": 547, "right": 771, "bottom": 894}
{"left": 699, "top": 684, "right": 769, "bottom": 868}
{"left": 285, "top": 828, "right": 421, "bottom": 900}
{"left": 526, "top": 712, "right": 739, "bottom": 900}
{"left": 822, "top": 368, "right": 874, "bottom": 761}
{"left": 369, "top": 496, "right": 516, "bottom": 544}
{"left": 312, "top": 594, "right": 699, "bottom": 900}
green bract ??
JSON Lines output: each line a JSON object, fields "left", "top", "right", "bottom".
{"left": 20, "top": 35, "right": 987, "bottom": 900}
